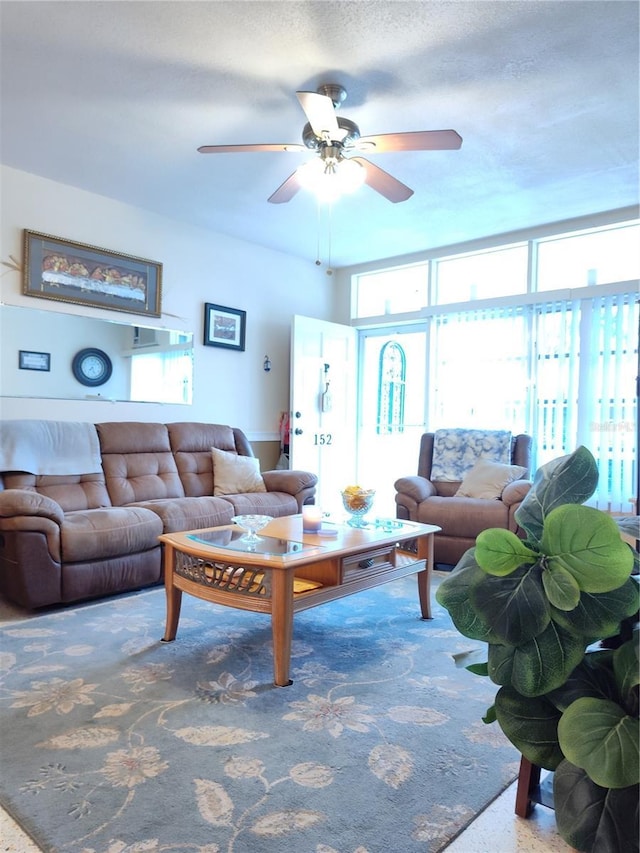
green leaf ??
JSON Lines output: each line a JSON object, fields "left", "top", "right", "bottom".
{"left": 558, "top": 697, "right": 640, "bottom": 788}
{"left": 543, "top": 504, "right": 634, "bottom": 593}
{"left": 553, "top": 760, "right": 640, "bottom": 853}
{"left": 546, "top": 652, "right": 619, "bottom": 711}
{"left": 515, "top": 446, "right": 599, "bottom": 546}
{"left": 613, "top": 639, "right": 640, "bottom": 710}
{"left": 435, "top": 553, "right": 504, "bottom": 643}
{"left": 542, "top": 562, "right": 581, "bottom": 610}
{"left": 489, "top": 621, "right": 585, "bottom": 696}
{"left": 486, "top": 642, "right": 513, "bottom": 686}
{"left": 494, "top": 685, "right": 563, "bottom": 769}
{"left": 549, "top": 578, "right": 640, "bottom": 639}
{"left": 482, "top": 704, "right": 497, "bottom": 724}
{"left": 474, "top": 528, "right": 537, "bottom": 576}
{"left": 470, "top": 564, "right": 549, "bottom": 646}
{"left": 466, "top": 662, "right": 489, "bottom": 676}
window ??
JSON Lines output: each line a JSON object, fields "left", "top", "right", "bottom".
{"left": 434, "top": 244, "right": 528, "bottom": 304}
{"left": 428, "top": 304, "right": 530, "bottom": 431}
{"left": 533, "top": 293, "right": 639, "bottom": 510}
{"left": 352, "top": 217, "right": 638, "bottom": 512}
{"left": 353, "top": 263, "right": 427, "bottom": 318}
{"left": 377, "top": 341, "right": 406, "bottom": 434}
{"left": 536, "top": 223, "right": 640, "bottom": 291}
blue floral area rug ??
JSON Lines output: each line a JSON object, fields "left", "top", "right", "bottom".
{"left": 0, "top": 575, "right": 519, "bottom": 853}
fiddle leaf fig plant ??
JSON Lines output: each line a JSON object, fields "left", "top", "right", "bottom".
{"left": 436, "top": 446, "right": 640, "bottom": 853}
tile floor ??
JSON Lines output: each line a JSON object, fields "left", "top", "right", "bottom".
{"left": 0, "top": 585, "right": 572, "bottom": 853}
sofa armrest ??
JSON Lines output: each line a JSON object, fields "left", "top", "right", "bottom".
{"left": 501, "top": 480, "right": 532, "bottom": 507}
{"left": 0, "top": 489, "right": 64, "bottom": 525}
{"left": 262, "top": 469, "right": 318, "bottom": 497}
{"left": 0, "top": 490, "right": 65, "bottom": 565}
{"left": 394, "top": 476, "right": 436, "bottom": 504}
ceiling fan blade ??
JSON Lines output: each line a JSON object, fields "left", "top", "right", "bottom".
{"left": 198, "top": 143, "right": 304, "bottom": 154}
{"left": 356, "top": 129, "right": 462, "bottom": 153}
{"left": 351, "top": 157, "right": 413, "bottom": 203}
{"left": 296, "top": 91, "right": 341, "bottom": 141}
{"left": 267, "top": 171, "right": 303, "bottom": 204}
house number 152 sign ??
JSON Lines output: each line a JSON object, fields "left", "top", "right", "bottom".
{"left": 314, "top": 433, "right": 333, "bottom": 446}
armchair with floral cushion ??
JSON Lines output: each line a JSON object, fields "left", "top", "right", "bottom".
{"left": 394, "top": 428, "right": 532, "bottom": 566}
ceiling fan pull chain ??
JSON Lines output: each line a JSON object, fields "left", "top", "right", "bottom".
{"left": 313, "top": 200, "right": 333, "bottom": 274}
{"left": 315, "top": 198, "right": 322, "bottom": 266}
{"left": 326, "top": 203, "right": 333, "bottom": 276}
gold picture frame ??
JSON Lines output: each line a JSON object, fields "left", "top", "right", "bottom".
{"left": 23, "top": 229, "right": 162, "bottom": 317}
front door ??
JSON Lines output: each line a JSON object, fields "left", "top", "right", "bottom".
{"left": 290, "top": 315, "right": 357, "bottom": 513}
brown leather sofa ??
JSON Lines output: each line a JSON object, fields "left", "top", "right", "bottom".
{"left": 394, "top": 432, "right": 532, "bottom": 566}
{"left": 0, "top": 420, "right": 317, "bottom": 609}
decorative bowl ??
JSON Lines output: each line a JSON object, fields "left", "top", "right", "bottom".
{"left": 341, "top": 487, "right": 375, "bottom": 527}
{"left": 231, "top": 514, "right": 273, "bottom": 543}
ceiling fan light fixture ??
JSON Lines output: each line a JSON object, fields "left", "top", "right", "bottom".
{"left": 199, "top": 82, "right": 461, "bottom": 205}
{"left": 336, "top": 157, "right": 366, "bottom": 193}
{"left": 296, "top": 154, "right": 365, "bottom": 203}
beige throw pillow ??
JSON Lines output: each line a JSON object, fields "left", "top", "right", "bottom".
{"left": 455, "top": 459, "right": 527, "bottom": 500}
{"left": 211, "top": 447, "right": 267, "bottom": 495}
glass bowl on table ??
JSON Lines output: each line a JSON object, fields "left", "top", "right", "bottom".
{"left": 341, "top": 486, "right": 375, "bottom": 528}
{"left": 231, "top": 514, "right": 273, "bottom": 544}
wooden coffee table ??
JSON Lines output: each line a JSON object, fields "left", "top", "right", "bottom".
{"left": 160, "top": 514, "right": 440, "bottom": 686}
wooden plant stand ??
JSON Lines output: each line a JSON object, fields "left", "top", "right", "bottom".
{"left": 515, "top": 756, "right": 554, "bottom": 818}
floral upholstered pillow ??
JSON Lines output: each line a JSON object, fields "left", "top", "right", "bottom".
{"left": 430, "top": 428, "right": 512, "bottom": 482}
{"left": 454, "top": 459, "right": 527, "bottom": 500}
{"left": 211, "top": 447, "right": 267, "bottom": 495}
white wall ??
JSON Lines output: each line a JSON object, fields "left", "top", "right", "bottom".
{"left": 0, "top": 166, "right": 340, "bottom": 439}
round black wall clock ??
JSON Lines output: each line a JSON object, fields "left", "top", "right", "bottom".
{"left": 72, "top": 348, "right": 113, "bottom": 387}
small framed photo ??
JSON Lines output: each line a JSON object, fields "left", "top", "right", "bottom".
{"left": 203, "top": 303, "right": 246, "bottom": 351}
{"left": 19, "top": 350, "right": 51, "bottom": 371}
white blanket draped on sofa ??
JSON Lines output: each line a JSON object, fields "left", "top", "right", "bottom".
{"left": 0, "top": 419, "right": 102, "bottom": 475}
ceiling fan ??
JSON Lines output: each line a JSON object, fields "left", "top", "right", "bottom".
{"left": 197, "top": 83, "right": 462, "bottom": 204}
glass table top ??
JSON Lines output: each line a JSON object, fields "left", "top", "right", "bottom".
{"left": 186, "top": 529, "right": 318, "bottom": 556}
{"left": 186, "top": 518, "right": 418, "bottom": 556}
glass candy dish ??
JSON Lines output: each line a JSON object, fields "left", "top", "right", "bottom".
{"left": 341, "top": 487, "right": 375, "bottom": 527}
{"left": 231, "top": 514, "right": 273, "bottom": 543}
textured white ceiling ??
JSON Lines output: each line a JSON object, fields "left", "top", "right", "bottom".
{"left": 1, "top": 0, "right": 638, "bottom": 268}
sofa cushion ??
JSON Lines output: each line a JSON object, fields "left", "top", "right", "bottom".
{"left": 212, "top": 447, "right": 266, "bottom": 495}
{"left": 129, "top": 496, "right": 234, "bottom": 534}
{"left": 219, "top": 492, "right": 298, "bottom": 517}
{"left": 61, "top": 506, "right": 163, "bottom": 562}
{"left": 168, "top": 422, "right": 240, "bottom": 497}
{"left": 97, "top": 422, "right": 185, "bottom": 505}
{"left": 1, "top": 472, "right": 111, "bottom": 512}
{"left": 455, "top": 460, "right": 527, "bottom": 500}
{"left": 417, "top": 495, "right": 509, "bottom": 539}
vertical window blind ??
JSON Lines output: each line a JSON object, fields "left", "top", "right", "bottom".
{"left": 428, "top": 292, "right": 638, "bottom": 511}
{"left": 429, "top": 303, "right": 530, "bottom": 433}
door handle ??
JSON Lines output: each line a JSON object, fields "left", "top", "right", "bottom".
{"left": 294, "top": 428, "right": 303, "bottom": 435}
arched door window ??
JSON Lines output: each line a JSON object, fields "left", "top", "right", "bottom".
{"left": 377, "top": 341, "right": 406, "bottom": 434}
